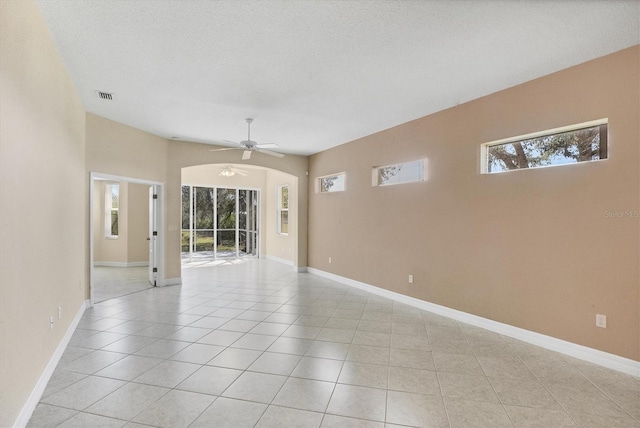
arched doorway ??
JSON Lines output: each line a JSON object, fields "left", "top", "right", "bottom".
{"left": 180, "top": 163, "right": 298, "bottom": 268}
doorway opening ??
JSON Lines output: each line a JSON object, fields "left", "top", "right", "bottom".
{"left": 90, "top": 173, "right": 163, "bottom": 304}
{"left": 181, "top": 186, "right": 260, "bottom": 262}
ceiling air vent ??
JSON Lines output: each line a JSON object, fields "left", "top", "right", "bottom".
{"left": 95, "top": 90, "right": 113, "bottom": 100}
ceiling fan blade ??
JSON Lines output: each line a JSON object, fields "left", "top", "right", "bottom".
{"left": 209, "top": 147, "right": 240, "bottom": 152}
{"left": 257, "top": 148, "right": 285, "bottom": 158}
{"left": 242, "top": 150, "right": 252, "bottom": 160}
{"left": 255, "top": 143, "right": 279, "bottom": 149}
{"left": 210, "top": 140, "right": 241, "bottom": 146}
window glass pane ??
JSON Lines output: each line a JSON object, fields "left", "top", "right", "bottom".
{"left": 110, "top": 211, "right": 118, "bottom": 236}
{"left": 281, "top": 186, "right": 289, "bottom": 209}
{"left": 181, "top": 231, "right": 190, "bottom": 253}
{"left": 181, "top": 186, "right": 190, "bottom": 230}
{"left": 247, "top": 231, "right": 258, "bottom": 255}
{"left": 238, "top": 190, "right": 247, "bottom": 230}
{"left": 194, "top": 187, "right": 214, "bottom": 229}
{"left": 239, "top": 231, "right": 247, "bottom": 254}
{"left": 111, "top": 185, "right": 119, "bottom": 208}
{"left": 377, "top": 160, "right": 424, "bottom": 186}
{"left": 247, "top": 191, "right": 258, "bottom": 233}
{"left": 216, "top": 230, "right": 236, "bottom": 256}
{"left": 194, "top": 231, "right": 213, "bottom": 252}
{"left": 486, "top": 124, "right": 607, "bottom": 173}
{"left": 320, "top": 174, "right": 345, "bottom": 192}
{"left": 239, "top": 212, "right": 247, "bottom": 230}
{"left": 217, "top": 188, "right": 236, "bottom": 229}
{"left": 280, "top": 211, "right": 289, "bottom": 234}
{"left": 181, "top": 186, "right": 258, "bottom": 259}
{"left": 105, "top": 184, "right": 119, "bottom": 238}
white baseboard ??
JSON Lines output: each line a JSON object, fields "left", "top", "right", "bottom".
{"left": 94, "top": 261, "right": 149, "bottom": 268}
{"left": 264, "top": 254, "right": 294, "bottom": 267}
{"left": 159, "top": 277, "right": 181, "bottom": 287}
{"left": 307, "top": 268, "right": 640, "bottom": 378}
{"left": 14, "top": 299, "right": 89, "bottom": 428}
{"left": 264, "top": 255, "right": 307, "bottom": 272}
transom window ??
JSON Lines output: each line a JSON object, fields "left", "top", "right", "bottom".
{"left": 373, "top": 159, "right": 425, "bottom": 186}
{"left": 318, "top": 173, "right": 345, "bottom": 193}
{"left": 482, "top": 119, "right": 608, "bottom": 174}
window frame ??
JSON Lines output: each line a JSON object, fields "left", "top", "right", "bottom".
{"left": 317, "top": 172, "right": 346, "bottom": 193}
{"left": 372, "top": 158, "right": 426, "bottom": 187}
{"left": 104, "top": 183, "right": 119, "bottom": 239}
{"left": 277, "top": 184, "right": 289, "bottom": 235}
{"left": 480, "top": 119, "right": 608, "bottom": 174}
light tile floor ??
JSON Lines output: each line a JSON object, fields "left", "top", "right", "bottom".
{"left": 29, "top": 259, "right": 640, "bottom": 427}
{"left": 93, "top": 266, "right": 153, "bottom": 303}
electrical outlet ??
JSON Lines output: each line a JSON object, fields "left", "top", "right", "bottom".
{"left": 408, "top": 275, "right": 414, "bottom": 284}
{"left": 50, "top": 316, "right": 54, "bottom": 331}
{"left": 596, "top": 314, "right": 607, "bottom": 328}
{"left": 58, "top": 306, "right": 62, "bottom": 320}
{"left": 329, "top": 257, "right": 332, "bottom": 264}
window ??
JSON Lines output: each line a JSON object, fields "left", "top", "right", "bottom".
{"left": 318, "top": 173, "right": 345, "bottom": 193}
{"left": 181, "top": 185, "right": 260, "bottom": 259}
{"left": 482, "top": 120, "right": 608, "bottom": 174}
{"left": 277, "top": 185, "right": 289, "bottom": 235}
{"left": 105, "top": 183, "right": 119, "bottom": 238}
{"left": 373, "top": 159, "right": 425, "bottom": 186}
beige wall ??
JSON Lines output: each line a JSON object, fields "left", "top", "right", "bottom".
{"left": 86, "top": 114, "right": 169, "bottom": 184}
{"left": 266, "top": 170, "right": 298, "bottom": 264}
{"left": 86, "top": 114, "right": 168, "bottom": 270}
{"left": 0, "top": 1, "right": 87, "bottom": 426}
{"left": 93, "top": 181, "right": 128, "bottom": 263}
{"left": 3, "top": 3, "right": 634, "bottom": 424}
{"left": 86, "top": 114, "right": 310, "bottom": 280}
{"left": 308, "top": 46, "right": 640, "bottom": 361}
{"left": 93, "top": 181, "right": 149, "bottom": 264}
{"left": 167, "top": 141, "right": 308, "bottom": 276}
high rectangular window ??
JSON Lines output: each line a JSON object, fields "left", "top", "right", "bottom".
{"left": 318, "top": 173, "right": 345, "bottom": 193}
{"left": 277, "top": 185, "right": 289, "bottom": 235}
{"left": 105, "top": 183, "right": 119, "bottom": 238}
{"left": 373, "top": 159, "right": 425, "bottom": 186}
{"left": 482, "top": 120, "right": 608, "bottom": 174}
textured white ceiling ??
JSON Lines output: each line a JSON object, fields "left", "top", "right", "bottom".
{"left": 37, "top": 0, "right": 639, "bottom": 156}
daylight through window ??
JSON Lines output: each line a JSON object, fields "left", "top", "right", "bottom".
{"left": 319, "top": 173, "right": 345, "bottom": 193}
{"left": 105, "top": 183, "right": 119, "bottom": 238}
{"left": 373, "top": 159, "right": 425, "bottom": 186}
{"left": 277, "top": 185, "right": 289, "bottom": 234}
{"left": 483, "top": 120, "right": 608, "bottom": 174}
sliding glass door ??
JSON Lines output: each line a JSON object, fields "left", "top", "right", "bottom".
{"left": 182, "top": 186, "right": 259, "bottom": 260}
{"left": 241, "top": 189, "right": 259, "bottom": 257}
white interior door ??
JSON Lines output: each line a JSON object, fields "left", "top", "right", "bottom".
{"left": 148, "top": 185, "right": 158, "bottom": 285}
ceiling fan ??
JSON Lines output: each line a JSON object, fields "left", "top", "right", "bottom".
{"left": 219, "top": 165, "right": 248, "bottom": 177}
{"left": 209, "top": 118, "right": 285, "bottom": 160}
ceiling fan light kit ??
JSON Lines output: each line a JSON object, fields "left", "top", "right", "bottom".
{"left": 219, "top": 168, "right": 235, "bottom": 177}
{"left": 219, "top": 166, "right": 248, "bottom": 177}
{"left": 209, "top": 118, "right": 285, "bottom": 160}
